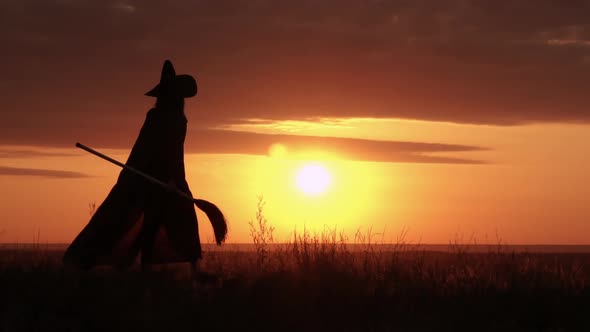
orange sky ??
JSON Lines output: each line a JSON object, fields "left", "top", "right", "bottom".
{"left": 1, "top": 120, "right": 589, "bottom": 244}
{"left": 1, "top": 1, "right": 590, "bottom": 244}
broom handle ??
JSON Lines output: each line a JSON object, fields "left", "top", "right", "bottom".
{"left": 75, "top": 142, "right": 195, "bottom": 203}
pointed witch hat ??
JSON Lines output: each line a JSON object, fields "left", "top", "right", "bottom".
{"left": 145, "top": 60, "right": 197, "bottom": 98}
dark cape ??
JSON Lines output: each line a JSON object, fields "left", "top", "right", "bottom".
{"left": 64, "top": 105, "right": 201, "bottom": 269}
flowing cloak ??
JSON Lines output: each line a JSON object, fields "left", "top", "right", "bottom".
{"left": 64, "top": 106, "right": 201, "bottom": 269}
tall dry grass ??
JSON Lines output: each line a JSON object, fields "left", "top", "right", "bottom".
{"left": 1, "top": 200, "right": 589, "bottom": 331}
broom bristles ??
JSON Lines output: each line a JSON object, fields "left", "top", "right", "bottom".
{"left": 194, "top": 199, "right": 228, "bottom": 245}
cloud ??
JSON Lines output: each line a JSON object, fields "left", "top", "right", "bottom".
{"left": 111, "top": 3, "right": 136, "bottom": 13}
{"left": 185, "top": 129, "right": 487, "bottom": 164}
{"left": 546, "top": 39, "right": 590, "bottom": 47}
{"left": 1, "top": 0, "right": 589, "bottom": 149}
{"left": 0, "top": 124, "right": 487, "bottom": 164}
{"left": 0, "top": 149, "right": 78, "bottom": 159}
{"left": 0, "top": 166, "right": 89, "bottom": 178}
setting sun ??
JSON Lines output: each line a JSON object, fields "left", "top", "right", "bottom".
{"left": 295, "top": 163, "right": 332, "bottom": 196}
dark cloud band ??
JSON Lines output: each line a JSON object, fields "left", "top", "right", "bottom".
{"left": 0, "top": 125, "right": 488, "bottom": 164}
{"left": 0, "top": 166, "right": 89, "bottom": 178}
{"left": 185, "top": 129, "right": 487, "bottom": 164}
{"left": 0, "top": 150, "right": 78, "bottom": 159}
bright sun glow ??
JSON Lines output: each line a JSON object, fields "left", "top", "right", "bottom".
{"left": 295, "top": 163, "right": 332, "bottom": 196}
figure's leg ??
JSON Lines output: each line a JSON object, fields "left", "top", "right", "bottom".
{"left": 139, "top": 210, "right": 159, "bottom": 271}
{"left": 191, "top": 260, "right": 200, "bottom": 287}
{"left": 191, "top": 259, "right": 222, "bottom": 285}
{"left": 190, "top": 259, "right": 200, "bottom": 280}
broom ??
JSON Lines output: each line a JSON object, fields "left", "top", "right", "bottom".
{"left": 75, "top": 142, "right": 227, "bottom": 245}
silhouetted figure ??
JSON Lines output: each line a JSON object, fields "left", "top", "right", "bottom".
{"left": 64, "top": 60, "right": 225, "bottom": 270}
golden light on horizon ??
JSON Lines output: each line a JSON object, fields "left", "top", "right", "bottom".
{"left": 295, "top": 163, "right": 332, "bottom": 196}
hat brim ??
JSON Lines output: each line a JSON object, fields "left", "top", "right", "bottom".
{"left": 145, "top": 74, "right": 197, "bottom": 98}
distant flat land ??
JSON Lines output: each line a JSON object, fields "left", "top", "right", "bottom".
{"left": 3, "top": 243, "right": 590, "bottom": 253}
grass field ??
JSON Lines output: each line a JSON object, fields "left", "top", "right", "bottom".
{"left": 2, "top": 234, "right": 590, "bottom": 331}
{"left": 1, "top": 203, "right": 589, "bottom": 331}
